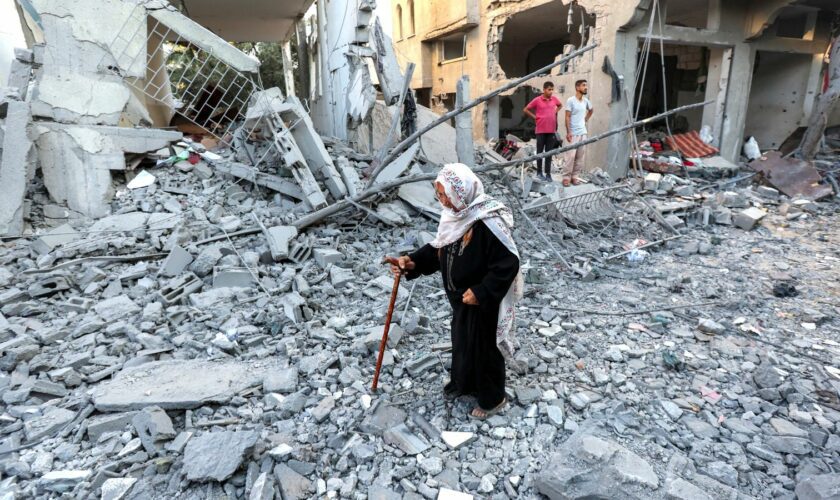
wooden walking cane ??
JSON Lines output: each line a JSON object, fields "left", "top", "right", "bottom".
{"left": 372, "top": 257, "right": 402, "bottom": 391}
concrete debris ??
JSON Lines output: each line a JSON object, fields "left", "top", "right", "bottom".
{"left": 182, "top": 430, "right": 259, "bottom": 481}
{"left": 100, "top": 477, "right": 137, "bottom": 500}
{"left": 455, "top": 76, "right": 474, "bottom": 167}
{"left": 37, "top": 470, "right": 91, "bottom": 494}
{"left": 0, "top": 2, "right": 838, "bottom": 500}
{"left": 158, "top": 245, "right": 193, "bottom": 277}
{"left": 0, "top": 100, "right": 33, "bottom": 236}
{"left": 373, "top": 143, "right": 419, "bottom": 184}
{"left": 278, "top": 95, "right": 347, "bottom": 200}
{"left": 265, "top": 225, "right": 298, "bottom": 262}
{"left": 91, "top": 359, "right": 278, "bottom": 411}
{"left": 370, "top": 18, "right": 404, "bottom": 106}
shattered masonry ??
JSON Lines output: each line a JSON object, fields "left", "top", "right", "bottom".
{"left": 0, "top": 0, "right": 839, "bottom": 499}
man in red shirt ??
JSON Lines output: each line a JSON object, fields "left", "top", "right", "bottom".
{"left": 524, "top": 82, "right": 562, "bottom": 181}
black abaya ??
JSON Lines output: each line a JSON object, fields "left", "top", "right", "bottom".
{"left": 406, "top": 220, "right": 519, "bottom": 409}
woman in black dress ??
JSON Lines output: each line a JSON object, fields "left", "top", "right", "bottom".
{"left": 391, "top": 164, "right": 522, "bottom": 419}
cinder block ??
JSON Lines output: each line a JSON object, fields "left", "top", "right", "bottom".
{"left": 159, "top": 273, "right": 203, "bottom": 306}
{"left": 212, "top": 267, "right": 254, "bottom": 289}
{"left": 733, "top": 207, "right": 767, "bottom": 231}
{"left": 313, "top": 248, "right": 342, "bottom": 268}
{"left": 644, "top": 173, "right": 661, "bottom": 191}
{"left": 28, "top": 276, "right": 71, "bottom": 298}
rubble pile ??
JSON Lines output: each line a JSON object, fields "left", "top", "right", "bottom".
{"left": 1, "top": 1, "right": 840, "bottom": 499}
{"left": 0, "top": 135, "right": 839, "bottom": 499}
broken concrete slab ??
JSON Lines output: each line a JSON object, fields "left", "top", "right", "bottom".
{"left": 371, "top": 18, "right": 403, "bottom": 106}
{"left": 0, "top": 100, "right": 33, "bottom": 236}
{"left": 373, "top": 143, "right": 418, "bottom": 184}
{"left": 536, "top": 429, "right": 659, "bottom": 499}
{"left": 100, "top": 478, "right": 137, "bottom": 500}
{"left": 366, "top": 101, "right": 457, "bottom": 166}
{"left": 182, "top": 430, "right": 259, "bottom": 482}
{"left": 31, "top": 223, "right": 81, "bottom": 255}
{"left": 263, "top": 367, "right": 299, "bottom": 394}
{"left": 336, "top": 156, "right": 362, "bottom": 198}
{"left": 132, "top": 406, "right": 176, "bottom": 454}
{"left": 158, "top": 245, "right": 193, "bottom": 277}
{"left": 37, "top": 122, "right": 182, "bottom": 155}
{"left": 329, "top": 266, "right": 355, "bottom": 288}
{"left": 35, "top": 126, "right": 113, "bottom": 218}
{"left": 93, "top": 295, "right": 140, "bottom": 322}
{"left": 90, "top": 359, "right": 280, "bottom": 411}
{"left": 265, "top": 226, "right": 298, "bottom": 262}
{"left": 398, "top": 166, "right": 442, "bottom": 219}
{"left": 37, "top": 470, "right": 91, "bottom": 494}
{"left": 274, "top": 464, "right": 312, "bottom": 499}
{"left": 210, "top": 160, "right": 305, "bottom": 201}
{"left": 34, "top": 123, "right": 182, "bottom": 218}
{"left": 24, "top": 406, "right": 76, "bottom": 441}
{"left": 86, "top": 412, "right": 136, "bottom": 442}
{"left": 7, "top": 59, "right": 32, "bottom": 100}
{"left": 383, "top": 423, "right": 430, "bottom": 455}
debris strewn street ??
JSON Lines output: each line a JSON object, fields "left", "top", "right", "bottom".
{"left": 1, "top": 0, "right": 840, "bottom": 499}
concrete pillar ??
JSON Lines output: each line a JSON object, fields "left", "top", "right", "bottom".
{"left": 0, "top": 100, "right": 32, "bottom": 236}
{"left": 455, "top": 76, "right": 474, "bottom": 167}
{"left": 6, "top": 59, "right": 31, "bottom": 100}
{"left": 281, "top": 40, "right": 296, "bottom": 99}
{"left": 605, "top": 31, "right": 636, "bottom": 180}
{"left": 801, "top": 53, "right": 825, "bottom": 121}
{"left": 294, "top": 19, "right": 311, "bottom": 101}
{"left": 702, "top": 47, "right": 732, "bottom": 149}
{"left": 719, "top": 43, "right": 756, "bottom": 162}
{"left": 485, "top": 97, "right": 500, "bottom": 142}
{"left": 311, "top": 0, "right": 375, "bottom": 144}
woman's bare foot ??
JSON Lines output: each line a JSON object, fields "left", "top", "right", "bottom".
{"left": 469, "top": 398, "right": 507, "bottom": 420}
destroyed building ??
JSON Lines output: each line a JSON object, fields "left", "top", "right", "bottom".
{"left": 0, "top": 0, "right": 840, "bottom": 499}
{"left": 393, "top": 0, "right": 840, "bottom": 176}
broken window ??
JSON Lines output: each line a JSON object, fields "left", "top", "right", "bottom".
{"left": 407, "top": 0, "right": 415, "bottom": 37}
{"left": 440, "top": 34, "right": 466, "bottom": 62}
{"left": 665, "top": 0, "right": 710, "bottom": 29}
{"left": 496, "top": 0, "right": 594, "bottom": 78}
{"left": 500, "top": 97, "right": 513, "bottom": 119}
{"left": 498, "top": 87, "right": 537, "bottom": 140}
{"left": 396, "top": 4, "right": 403, "bottom": 40}
{"left": 772, "top": 7, "right": 815, "bottom": 40}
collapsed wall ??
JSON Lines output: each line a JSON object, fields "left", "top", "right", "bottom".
{"left": 0, "top": 0, "right": 392, "bottom": 237}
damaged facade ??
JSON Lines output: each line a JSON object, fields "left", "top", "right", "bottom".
{"left": 393, "top": 0, "right": 840, "bottom": 177}
{"left": 0, "top": 0, "right": 401, "bottom": 237}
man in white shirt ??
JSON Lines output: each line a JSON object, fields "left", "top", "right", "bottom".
{"left": 563, "top": 79, "right": 594, "bottom": 186}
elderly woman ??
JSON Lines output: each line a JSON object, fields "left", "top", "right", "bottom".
{"left": 392, "top": 164, "right": 522, "bottom": 419}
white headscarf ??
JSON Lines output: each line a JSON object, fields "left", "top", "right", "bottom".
{"left": 431, "top": 163, "right": 524, "bottom": 359}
